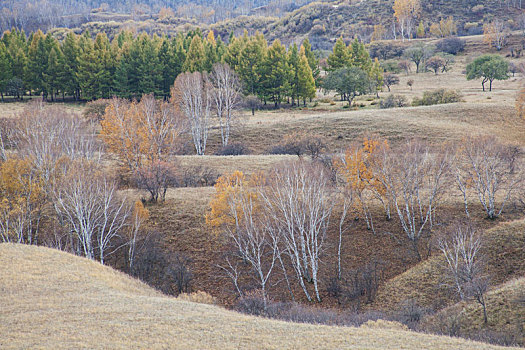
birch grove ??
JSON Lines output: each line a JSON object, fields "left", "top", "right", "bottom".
{"left": 172, "top": 72, "right": 211, "bottom": 156}
{"left": 210, "top": 63, "right": 242, "bottom": 147}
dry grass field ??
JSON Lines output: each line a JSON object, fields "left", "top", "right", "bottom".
{"left": 0, "top": 243, "right": 517, "bottom": 350}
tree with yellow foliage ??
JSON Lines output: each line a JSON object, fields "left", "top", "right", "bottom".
{"left": 128, "top": 200, "right": 149, "bottom": 274}
{"left": 206, "top": 171, "right": 278, "bottom": 308}
{"left": 100, "top": 94, "right": 184, "bottom": 172}
{"left": 334, "top": 137, "right": 390, "bottom": 234}
{"left": 0, "top": 158, "right": 45, "bottom": 244}
{"left": 393, "top": 0, "right": 421, "bottom": 41}
{"left": 429, "top": 17, "right": 457, "bottom": 38}
{"left": 483, "top": 20, "right": 508, "bottom": 51}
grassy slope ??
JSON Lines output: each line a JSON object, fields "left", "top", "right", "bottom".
{"left": 0, "top": 243, "right": 515, "bottom": 350}
{"left": 372, "top": 220, "right": 525, "bottom": 311}
{"left": 423, "top": 277, "right": 525, "bottom": 345}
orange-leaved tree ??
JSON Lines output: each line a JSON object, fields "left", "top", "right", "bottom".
{"left": 334, "top": 137, "right": 389, "bottom": 234}
{"left": 100, "top": 94, "right": 184, "bottom": 173}
{"left": 205, "top": 170, "right": 279, "bottom": 308}
{"left": 0, "top": 157, "right": 45, "bottom": 244}
{"left": 128, "top": 200, "right": 150, "bottom": 274}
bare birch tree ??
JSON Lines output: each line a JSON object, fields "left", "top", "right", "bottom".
{"left": 455, "top": 136, "right": 521, "bottom": 220}
{"left": 438, "top": 224, "right": 489, "bottom": 323}
{"left": 172, "top": 72, "right": 211, "bottom": 156}
{"left": 261, "top": 160, "right": 334, "bottom": 302}
{"left": 14, "top": 99, "right": 101, "bottom": 184}
{"left": 53, "top": 161, "right": 130, "bottom": 263}
{"left": 210, "top": 63, "right": 242, "bottom": 147}
{"left": 379, "top": 140, "right": 451, "bottom": 261}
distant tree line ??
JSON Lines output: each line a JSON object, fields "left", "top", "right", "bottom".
{"left": 0, "top": 28, "right": 317, "bottom": 106}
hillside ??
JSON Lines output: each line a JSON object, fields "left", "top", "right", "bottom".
{"left": 0, "top": 243, "right": 517, "bottom": 349}
{"left": 423, "top": 278, "right": 525, "bottom": 345}
{"left": 372, "top": 219, "right": 525, "bottom": 311}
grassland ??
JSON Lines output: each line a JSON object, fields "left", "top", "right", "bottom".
{"left": 0, "top": 243, "right": 517, "bottom": 350}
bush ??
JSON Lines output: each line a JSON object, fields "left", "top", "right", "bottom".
{"left": 215, "top": 142, "right": 249, "bottom": 156}
{"left": 436, "top": 37, "right": 466, "bottom": 55}
{"left": 379, "top": 94, "right": 408, "bottom": 109}
{"left": 134, "top": 161, "right": 178, "bottom": 202}
{"left": 412, "top": 89, "right": 463, "bottom": 106}
{"left": 83, "top": 99, "right": 111, "bottom": 122}
{"left": 368, "top": 41, "right": 405, "bottom": 60}
{"left": 268, "top": 132, "right": 327, "bottom": 158}
{"left": 180, "top": 165, "right": 218, "bottom": 187}
{"left": 381, "top": 60, "right": 402, "bottom": 73}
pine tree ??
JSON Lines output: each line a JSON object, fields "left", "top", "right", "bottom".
{"left": 350, "top": 38, "right": 372, "bottom": 73}
{"left": 26, "top": 30, "right": 48, "bottom": 97}
{"left": 417, "top": 21, "right": 425, "bottom": 38}
{"left": 297, "top": 52, "right": 316, "bottom": 106}
{"left": 301, "top": 38, "right": 319, "bottom": 81}
{"left": 0, "top": 42, "right": 12, "bottom": 101}
{"left": 369, "top": 58, "right": 383, "bottom": 98}
{"left": 136, "top": 33, "right": 162, "bottom": 95}
{"left": 183, "top": 35, "right": 206, "bottom": 72}
{"left": 261, "top": 39, "right": 291, "bottom": 108}
{"left": 43, "top": 47, "right": 63, "bottom": 101}
{"left": 237, "top": 32, "right": 266, "bottom": 97}
{"left": 93, "top": 33, "right": 114, "bottom": 98}
{"left": 77, "top": 32, "right": 98, "bottom": 100}
{"left": 327, "top": 36, "right": 351, "bottom": 71}
{"left": 61, "top": 32, "right": 81, "bottom": 100}
{"left": 288, "top": 44, "right": 300, "bottom": 106}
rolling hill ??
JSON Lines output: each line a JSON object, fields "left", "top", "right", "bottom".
{"left": 0, "top": 243, "right": 516, "bottom": 349}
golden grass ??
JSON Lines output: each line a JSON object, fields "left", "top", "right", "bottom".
{"left": 372, "top": 219, "right": 525, "bottom": 311}
{"left": 177, "top": 154, "right": 296, "bottom": 176}
{"left": 0, "top": 243, "right": 514, "bottom": 350}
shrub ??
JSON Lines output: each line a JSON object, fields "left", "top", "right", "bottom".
{"left": 134, "top": 161, "right": 178, "bottom": 202}
{"left": 180, "top": 165, "right": 218, "bottom": 187}
{"left": 436, "top": 37, "right": 466, "bottom": 55}
{"left": 412, "top": 89, "right": 463, "bottom": 106}
{"left": 215, "top": 142, "right": 249, "bottom": 156}
{"left": 380, "top": 94, "right": 408, "bottom": 109}
{"left": 395, "top": 299, "right": 429, "bottom": 330}
{"left": 267, "top": 132, "right": 327, "bottom": 158}
{"left": 381, "top": 60, "right": 402, "bottom": 73}
{"left": 163, "top": 252, "right": 193, "bottom": 295}
{"left": 368, "top": 41, "right": 405, "bottom": 60}
{"left": 83, "top": 99, "right": 111, "bottom": 122}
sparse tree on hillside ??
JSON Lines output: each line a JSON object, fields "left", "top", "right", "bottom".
{"left": 466, "top": 55, "right": 509, "bottom": 91}
{"left": 404, "top": 43, "right": 433, "bottom": 73}
{"left": 323, "top": 67, "right": 369, "bottom": 106}
{"left": 426, "top": 56, "right": 446, "bottom": 75}
{"left": 14, "top": 99, "right": 100, "bottom": 184}
{"left": 134, "top": 161, "right": 178, "bottom": 203}
{"left": 101, "top": 95, "right": 184, "bottom": 170}
{"left": 127, "top": 200, "right": 149, "bottom": 275}
{"left": 0, "top": 158, "right": 45, "bottom": 244}
{"left": 383, "top": 73, "right": 400, "bottom": 92}
{"left": 429, "top": 17, "right": 457, "bottom": 38}
{"left": 172, "top": 72, "right": 211, "bottom": 156}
